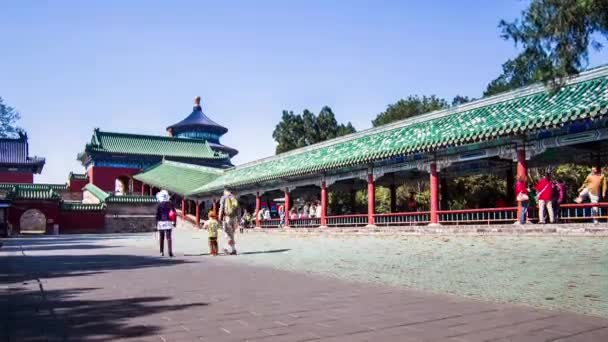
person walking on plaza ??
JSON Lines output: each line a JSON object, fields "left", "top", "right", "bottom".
{"left": 278, "top": 204, "right": 285, "bottom": 227}
{"left": 219, "top": 188, "right": 239, "bottom": 255}
{"left": 576, "top": 166, "right": 607, "bottom": 223}
{"left": 535, "top": 173, "right": 555, "bottom": 224}
{"left": 203, "top": 211, "right": 220, "bottom": 256}
{"left": 515, "top": 175, "right": 529, "bottom": 225}
{"left": 155, "top": 190, "right": 176, "bottom": 257}
{"left": 552, "top": 179, "right": 566, "bottom": 222}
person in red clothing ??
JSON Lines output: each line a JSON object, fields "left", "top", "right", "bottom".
{"left": 535, "top": 173, "right": 554, "bottom": 224}
{"left": 515, "top": 175, "right": 529, "bottom": 224}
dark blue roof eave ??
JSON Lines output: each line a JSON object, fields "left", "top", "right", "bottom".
{"left": 167, "top": 106, "right": 228, "bottom": 134}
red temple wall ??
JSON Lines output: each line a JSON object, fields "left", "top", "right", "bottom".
{"left": 87, "top": 166, "right": 141, "bottom": 192}
{"left": 60, "top": 211, "right": 105, "bottom": 233}
{"left": 0, "top": 172, "right": 34, "bottom": 183}
{"left": 69, "top": 178, "right": 89, "bottom": 192}
{"left": 8, "top": 201, "right": 60, "bottom": 234}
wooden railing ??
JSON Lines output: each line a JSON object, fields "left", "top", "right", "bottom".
{"left": 326, "top": 214, "right": 368, "bottom": 227}
{"left": 253, "top": 203, "right": 608, "bottom": 229}
{"left": 374, "top": 212, "right": 430, "bottom": 226}
{"left": 260, "top": 218, "right": 282, "bottom": 228}
{"left": 289, "top": 217, "right": 321, "bottom": 228}
{"left": 438, "top": 207, "right": 518, "bottom": 225}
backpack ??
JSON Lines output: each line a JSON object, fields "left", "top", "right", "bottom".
{"left": 224, "top": 196, "right": 238, "bottom": 216}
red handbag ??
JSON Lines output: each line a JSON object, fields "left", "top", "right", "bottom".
{"left": 168, "top": 209, "right": 177, "bottom": 221}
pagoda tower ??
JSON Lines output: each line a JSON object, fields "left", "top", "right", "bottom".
{"left": 167, "top": 97, "right": 238, "bottom": 158}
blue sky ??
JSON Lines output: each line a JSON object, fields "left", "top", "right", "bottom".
{"left": 1, "top": 1, "right": 607, "bottom": 183}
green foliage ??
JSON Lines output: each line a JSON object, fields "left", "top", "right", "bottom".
{"left": 374, "top": 187, "right": 391, "bottom": 214}
{"left": 451, "top": 95, "right": 474, "bottom": 106}
{"left": 0, "top": 97, "right": 22, "bottom": 138}
{"left": 494, "top": 0, "right": 608, "bottom": 89}
{"left": 484, "top": 48, "right": 553, "bottom": 96}
{"left": 372, "top": 95, "right": 448, "bottom": 127}
{"left": 446, "top": 175, "right": 506, "bottom": 209}
{"left": 553, "top": 164, "right": 591, "bottom": 201}
{"left": 272, "top": 106, "right": 356, "bottom": 154}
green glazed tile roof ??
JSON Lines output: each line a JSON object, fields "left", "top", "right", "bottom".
{"left": 0, "top": 183, "right": 69, "bottom": 191}
{"left": 134, "top": 160, "right": 222, "bottom": 196}
{"left": 10, "top": 187, "right": 61, "bottom": 200}
{"left": 83, "top": 183, "right": 110, "bottom": 202}
{"left": 189, "top": 67, "right": 608, "bottom": 195}
{"left": 83, "top": 129, "right": 228, "bottom": 160}
{"left": 61, "top": 202, "right": 105, "bottom": 211}
{"left": 105, "top": 195, "right": 158, "bottom": 204}
{"left": 82, "top": 183, "right": 156, "bottom": 203}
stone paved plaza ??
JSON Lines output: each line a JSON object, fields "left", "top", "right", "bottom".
{"left": 1, "top": 231, "right": 607, "bottom": 341}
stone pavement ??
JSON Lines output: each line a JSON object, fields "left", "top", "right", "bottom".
{"left": 1, "top": 235, "right": 607, "bottom": 342}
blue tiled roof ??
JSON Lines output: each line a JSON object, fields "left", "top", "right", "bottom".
{"left": 0, "top": 134, "right": 45, "bottom": 171}
{"left": 167, "top": 105, "right": 228, "bottom": 135}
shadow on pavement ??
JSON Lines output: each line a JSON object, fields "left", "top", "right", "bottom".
{"left": 0, "top": 253, "right": 192, "bottom": 283}
{"left": 1, "top": 244, "right": 118, "bottom": 252}
{"left": 240, "top": 248, "right": 291, "bottom": 255}
{"left": 0, "top": 286, "right": 208, "bottom": 341}
{"left": 184, "top": 248, "right": 291, "bottom": 256}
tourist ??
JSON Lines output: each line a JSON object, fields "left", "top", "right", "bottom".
{"left": 309, "top": 203, "right": 317, "bottom": 218}
{"left": 219, "top": 188, "right": 239, "bottom": 255}
{"left": 289, "top": 207, "right": 298, "bottom": 220}
{"left": 407, "top": 192, "right": 417, "bottom": 212}
{"left": 300, "top": 207, "right": 308, "bottom": 219}
{"left": 552, "top": 179, "right": 566, "bottom": 222}
{"left": 515, "top": 175, "right": 529, "bottom": 225}
{"left": 155, "top": 190, "right": 176, "bottom": 257}
{"left": 278, "top": 204, "right": 285, "bottom": 227}
{"left": 535, "top": 173, "right": 554, "bottom": 224}
{"left": 576, "top": 166, "right": 607, "bottom": 223}
{"left": 204, "top": 211, "right": 220, "bottom": 256}
{"left": 239, "top": 209, "right": 249, "bottom": 233}
{"left": 263, "top": 207, "right": 271, "bottom": 221}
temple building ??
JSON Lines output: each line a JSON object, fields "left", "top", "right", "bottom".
{"left": 77, "top": 97, "right": 238, "bottom": 193}
{"left": 0, "top": 132, "right": 45, "bottom": 183}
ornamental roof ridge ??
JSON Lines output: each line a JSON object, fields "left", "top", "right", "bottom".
{"left": 162, "top": 160, "right": 225, "bottom": 174}
{"left": 93, "top": 129, "right": 223, "bottom": 143}
{"left": 231, "top": 65, "right": 608, "bottom": 171}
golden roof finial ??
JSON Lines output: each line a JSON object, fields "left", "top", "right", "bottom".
{"left": 194, "top": 96, "right": 201, "bottom": 106}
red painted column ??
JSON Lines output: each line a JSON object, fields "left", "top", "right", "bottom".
{"left": 429, "top": 162, "right": 439, "bottom": 225}
{"left": 284, "top": 188, "right": 290, "bottom": 227}
{"left": 181, "top": 199, "right": 186, "bottom": 219}
{"left": 321, "top": 181, "right": 328, "bottom": 227}
{"left": 255, "top": 192, "right": 261, "bottom": 228}
{"left": 141, "top": 183, "right": 145, "bottom": 196}
{"left": 516, "top": 146, "right": 527, "bottom": 220}
{"left": 149, "top": 186, "right": 153, "bottom": 196}
{"left": 367, "top": 174, "right": 375, "bottom": 226}
{"left": 195, "top": 200, "right": 200, "bottom": 228}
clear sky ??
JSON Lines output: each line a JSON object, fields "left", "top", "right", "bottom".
{"left": 1, "top": 1, "right": 607, "bottom": 183}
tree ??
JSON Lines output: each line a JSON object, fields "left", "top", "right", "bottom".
{"left": 372, "top": 95, "right": 448, "bottom": 127}
{"left": 272, "top": 106, "right": 356, "bottom": 154}
{"left": 494, "top": 0, "right": 608, "bottom": 89}
{"left": 484, "top": 48, "right": 554, "bottom": 96}
{"left": 0, "top": 97, "right": 22, "bottom": 138}
{"left": 451, "top": 95, "right": 474, "bottom": 106}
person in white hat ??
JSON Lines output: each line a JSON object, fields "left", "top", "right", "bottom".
{"left": 156, "top": 190, "right": 176, "bottom": 257}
